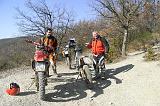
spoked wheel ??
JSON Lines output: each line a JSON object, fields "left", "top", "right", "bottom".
{"left": 35, "top": 72, "right": 39, "bottom": 91}
{"left": 95, "top": 65, "right": 101, "bottom": 79}
{"left": 96, "top": 62, "right": 106, "bottom": 80}
{"left": 81, "top": 65, "right": 93, "bottom": 89}
{"left": 68, "top": 57, "right": 72, "bottom": 69}
{"left": 70, "top": 54, "right": 75, "bottom": 69}
{"left": 65, "top": 56, "right": 72, "bottom": 69}
{"left": 66, "top": 57, "right": 69, "bottom": 65}
{"left": 69, "top": 48, "right": 76, "bottom": 69}
{"left": 75, "top": 51, "right": 80, "bottom": 69}
{"left": 38, "top": 71, "right": 46, "bottom": 100}
{"left": 75, "top": 57, "right": 79, "bottom": 69}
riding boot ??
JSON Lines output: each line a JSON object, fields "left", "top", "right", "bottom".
{"left": 45, "top": 66, "right": 50, "bottom": 77}
{"left": 52, "top": 65, "right": 60, "bottom": 77}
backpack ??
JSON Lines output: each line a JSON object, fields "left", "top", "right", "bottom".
{"left": 100, "top": 36, "right": 110, "bottom": 53}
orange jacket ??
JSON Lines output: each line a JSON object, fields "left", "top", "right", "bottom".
{"left": 40, "top": 35, "right": 58, "bottom": 52}
{"left": 40, "top": 35, "right": 58, "bottom": 64}
{"left": 87, "top": 37, "right": 105, "bottom": 55}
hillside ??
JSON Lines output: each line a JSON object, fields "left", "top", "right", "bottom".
{"left": 0, "top": 37, "right": 34, "bottom": 71}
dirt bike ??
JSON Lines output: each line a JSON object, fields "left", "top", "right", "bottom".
{"left": 26, "top": 40, "right": 49, "bottom": 100}
{"left": 92, "top": 54, "right": 106, "bottom": 79}
{"left": 74, "top": 46, "right": 82, "bottom": 68}
{"left": 77, "top": 54, "right": 106, "bottom": 88}
{"left": 63, "top": 45, "right": 72, "bottom": 69}
{"left": 63, "top": 45, "right": 81, "bottom": 69}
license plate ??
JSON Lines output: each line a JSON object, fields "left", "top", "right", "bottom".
{"left": 35, "top": 62, "right": 46, "bottom": 72}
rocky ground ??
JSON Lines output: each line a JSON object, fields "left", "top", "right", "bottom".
{"left": 0, "top": 51, "right": 160, "bottom": 106}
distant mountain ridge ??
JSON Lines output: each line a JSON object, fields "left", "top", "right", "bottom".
{"left": 0, "top": 36, "right": 35, "bottom": 71}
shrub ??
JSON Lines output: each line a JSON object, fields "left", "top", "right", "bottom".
{"left": 144, "top": 47, "right": 156, "bottom": 61}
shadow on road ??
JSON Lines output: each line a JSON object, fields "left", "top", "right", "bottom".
{"left": 44, "top": 64, "right": 134, "bottom": 102}
{"left": 104, "top": 64, "right": 134, "bottom": 85}
{"left": 45, "top": 80, "right": 87, "bottom": 102}
{"left": 18, "top": 91, "right": 37, "bottom": 96}
{"left": 59, "top": 72, "right": 79, "bottom": 76}
{"left": 106, "top": 64, "right": 134, "bottom": 75}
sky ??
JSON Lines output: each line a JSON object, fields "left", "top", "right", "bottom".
{"left": 0, "top": 0, "right": 95, "bottom": 39}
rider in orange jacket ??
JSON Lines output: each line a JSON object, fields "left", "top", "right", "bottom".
{"left": 39, "top": 28, "right": 59, "bottom": 77}
{"left": 87, "top": 31, "right": 106, "bottom": 55}
{"left": 86, "top": 31, "right": 109, "bottom": 79}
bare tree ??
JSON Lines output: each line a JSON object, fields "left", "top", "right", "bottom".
{"left": 67, "top": 20, "right": 102, "bottom": 47}
{"left": 91, "top": 0, "right": 144, "bottom": 57}
{"left": 143, "top": 1, "right": 157, "bottom": 32}
{"left": 16, "top": 0, "right": 74, "bottom": 48}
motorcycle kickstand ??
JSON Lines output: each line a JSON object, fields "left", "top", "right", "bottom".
{"left": 27, "top": 79, "right": 35, "bottom": 90}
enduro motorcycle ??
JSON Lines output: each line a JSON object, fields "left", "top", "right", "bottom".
{"left": 26, "top": 40, "right": 49, "bottom": 100}
{"left": 74, "top": 46, "right": 82, "bottom": 69}
{"left": 63, "top": 45, "right": 81, "bottom": 69}
{"left": 77, "top": 54, "right": 106, "bottom": 88}
{"left": 63, "top": 45, "right": 72, "bottom": 69}
{"left": 92, "top": 54, "right": 106, "bottom": 79}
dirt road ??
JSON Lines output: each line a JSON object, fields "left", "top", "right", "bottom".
{"left": 0, "top": 52, "right": 160, "bottom": 106}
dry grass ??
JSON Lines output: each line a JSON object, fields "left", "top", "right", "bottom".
{"left": 0, "top": 37, "right": 34, "bottom": 71}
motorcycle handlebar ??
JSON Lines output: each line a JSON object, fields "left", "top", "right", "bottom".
{"left": 25, "top": 39, "right": 41, "bottom": 46}
{"left": 25, "top": 39, "right": 55, "bottom": 52}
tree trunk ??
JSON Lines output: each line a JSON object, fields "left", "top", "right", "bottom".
{"left": 122, "top": 29, "right": 128, "bottom": 57}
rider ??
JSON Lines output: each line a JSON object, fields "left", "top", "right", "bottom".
{"left": 39, "top": 28, "right": 59, "bottom": 77}
{"left": 86, "top": 31, "right": 109, "bottom": 79}
{"left": 62, "top": 38, "right": 76, "bottom": 58}
{"left": 68, "top": 38, "right": 76, "bottom": 48}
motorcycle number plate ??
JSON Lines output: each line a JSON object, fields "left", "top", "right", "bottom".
{"left": 35, "top": 62, "right": 46, "bottom": 72}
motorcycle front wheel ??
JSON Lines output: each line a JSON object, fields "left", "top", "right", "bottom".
{"left": 82, "top": 65, "right": 93, "bottom": 88}
{"left": 38, "top": 71, "right": 45, "bottom": 100}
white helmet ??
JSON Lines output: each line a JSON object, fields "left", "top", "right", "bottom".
{"left": 69, "top": 38, "right": 75, "bottom": 41}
